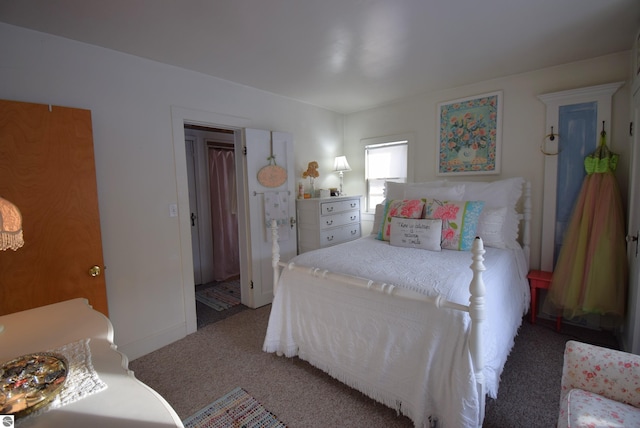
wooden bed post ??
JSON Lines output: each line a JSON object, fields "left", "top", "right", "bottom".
{"left": 469, "top": 236, "right": 487, "bottom": 426}
{"left": 271, "top": 219, "right": 281, "bottom": 294}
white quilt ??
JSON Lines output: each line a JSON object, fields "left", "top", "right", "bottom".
{"left": 263, "top": 236, "right": 530, "bottom": 428}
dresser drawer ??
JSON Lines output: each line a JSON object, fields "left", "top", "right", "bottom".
{"left": 296, "top": 195, "right": 362, "bottom": 254}
{"left": 319, "top": 210, "right": 360, "bottom": 230}
{"left": 320, "top": 199, "right": 360, "bottom": 216}
{"left": 320, "top": 224, "right": 361, "bottom": 246}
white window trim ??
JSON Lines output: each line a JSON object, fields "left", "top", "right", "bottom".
{"left": 361, "top": 133, "right": 415, "bottom": 212}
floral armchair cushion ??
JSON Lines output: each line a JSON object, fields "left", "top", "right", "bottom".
{"left": 560, "top": 340, "right": 640, "bottom": 407}
{"left": 559, "top": 389, "right": 640, "bottom": 428}
{"left": 558, "top": 340, "right": 640, "bottom": 428}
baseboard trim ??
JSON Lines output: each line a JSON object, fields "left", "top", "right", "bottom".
{"left": 118, "top": 322, "right": 187, "bottom": 361}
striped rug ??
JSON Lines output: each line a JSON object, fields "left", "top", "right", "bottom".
{"left": 195, "top": 280, "right": 241, "bottom": 311}
{"left": 183, "top": 387, "right": 287, "bottom": 428}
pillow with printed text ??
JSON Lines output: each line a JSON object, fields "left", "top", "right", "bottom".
{"left": 389, "top": 218, "right": 442, "bottom": 251}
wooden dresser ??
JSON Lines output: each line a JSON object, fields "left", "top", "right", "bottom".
{"left": 0, "top": 298, "right": 183, "bottom": 427}
{"left": 296, "top": 195, "right": 361, "bottom": 253}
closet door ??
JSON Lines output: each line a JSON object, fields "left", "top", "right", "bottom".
{"left": 538, "top": 82, "right": 623, "bottom": 271}
{"left": 553, "top": 102, "right": 597, "bottom": 266}
{"left": 0, "top": 99, "right": 108, "bottom": 315}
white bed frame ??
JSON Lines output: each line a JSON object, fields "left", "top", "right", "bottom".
{"left": 269, "top": 181, "right": 532, "bottom": 427}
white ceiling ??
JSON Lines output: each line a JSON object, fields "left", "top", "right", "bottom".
{"left": 1, "top": 0, "right": 638, "bottom": 113}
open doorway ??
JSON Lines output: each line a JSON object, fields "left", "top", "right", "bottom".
{"left": 184, "top": 124, "right": 247, "bottom": 328}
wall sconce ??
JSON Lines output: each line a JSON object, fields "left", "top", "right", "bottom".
{"left": 333, "top": 156, "right": 352, "bottom": 196}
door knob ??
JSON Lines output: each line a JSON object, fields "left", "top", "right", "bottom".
{"left": 89, "top": 265, "right": 101, "bottom": 277}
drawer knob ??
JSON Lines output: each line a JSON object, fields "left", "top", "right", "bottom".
{"left": 326, "top": 220, "right": 333, "bottom": 226}
{"left": 351, "top": 230, "right": 357, "bottom": 235}
{"left": 350, "top": 203, "right": 356, "bottom": 207}
{"left": 326, "top": 235, "right": 334, "bottom": 241}
{"left": 350, "top": 215, "right": 356, "bottom": 221}
{"left": 326, "top": 207, "right": 334, "bottom": 213}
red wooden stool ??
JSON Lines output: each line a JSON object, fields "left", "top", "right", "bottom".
{"left": 527, "top": 270, "right": 562, "bottom": 331}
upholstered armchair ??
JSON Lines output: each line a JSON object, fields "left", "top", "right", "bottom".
{"left": 558, "top": 340, "right": 640, "bottom": 427}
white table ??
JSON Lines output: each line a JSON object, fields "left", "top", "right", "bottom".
{"left": 0, "top": 298, "right": 183, "bottom": 427}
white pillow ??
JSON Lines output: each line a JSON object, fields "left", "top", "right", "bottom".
{"left": 389, "top": 218, "right": 442, "bottom": 251}
{"left": 475, "top": 206, "right": 509, "bottom": 249}
{"left": 446, "top": 177, "right": 524, "bottom": 249}
{"left": 451, "top": 177, "right": 524, "bottom": 209}
{"left": 385, "top": 180, "right": 446, "bottom": 200}
{"left": 403, "top": 184, "right": 465, "bottom": 201}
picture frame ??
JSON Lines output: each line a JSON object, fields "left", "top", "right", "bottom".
{"left": 437, "top": 90, "right": 502, "bottom": 175}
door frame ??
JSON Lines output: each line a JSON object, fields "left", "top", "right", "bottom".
{"left": 624, "top": 87, "right": 640, "bottom": 353}
{"left": 184, "top": 136, "right": 202, "bottom": 285}
{"left": 171, "top": 106, "right": 250, "bottom": 335}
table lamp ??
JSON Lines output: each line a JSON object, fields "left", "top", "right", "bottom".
{"left": 333, "top": 156, "right": 352, "bottom": 196}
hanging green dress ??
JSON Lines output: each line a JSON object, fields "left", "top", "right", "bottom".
{"left": 543, "top": 132, "right": 627, "bottom": 322}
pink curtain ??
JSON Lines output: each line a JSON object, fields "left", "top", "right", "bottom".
{"left": 209, "top": 148, "right": 240, "bottom": 281}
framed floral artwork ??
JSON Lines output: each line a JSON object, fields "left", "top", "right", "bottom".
{"left": 437, "top": 91, "right": 502, "bottom": 175}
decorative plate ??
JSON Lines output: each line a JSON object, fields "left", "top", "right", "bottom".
{"left": 0, "top": 352, "right": 68, "bottom": 418}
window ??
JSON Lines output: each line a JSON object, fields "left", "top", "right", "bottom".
{"left": 365, "top": 139, "right": 408, "bottom": 212}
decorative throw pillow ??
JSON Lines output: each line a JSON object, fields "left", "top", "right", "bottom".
{"left": 377, "top": 199, "right": 425, "bottom": 241}
{"left": 389, "top": 218, "right": 442, "bottom": 251}
{"left": 424, "top": 199, "right": 485, "bottom": 251}
{"left": 370, "top": 203, "right": 385, "bottom": 235}
{"left": 446, "top": 177, "right": 524, "bottom": 249}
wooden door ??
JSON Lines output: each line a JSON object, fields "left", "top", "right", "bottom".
{"left": 244, "top": 129, "right": 296, "bottom": 308}
{"left": 0, "top": 99, "right": 108, "bottom": 316}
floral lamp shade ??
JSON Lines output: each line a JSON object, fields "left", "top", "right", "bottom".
{"left": 0, "top": 196, "right": 24, "bottom": 251}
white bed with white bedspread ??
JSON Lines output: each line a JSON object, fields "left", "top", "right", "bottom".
{"left": 263, "top": 177, "right": 531, "bottom": 427}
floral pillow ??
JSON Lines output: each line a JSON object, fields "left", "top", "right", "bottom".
{"left": 424, "top": 199, "right": 485, "bottom": 251}
{"left": 377, "top": 199, "right": 425, "bottom": 241}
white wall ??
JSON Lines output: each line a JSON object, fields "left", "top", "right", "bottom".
{"left": 0, "top": 23, "right": 344, "bottom": 359}
{"left": 344, "top": 52, "right": 632, "bottom": 271}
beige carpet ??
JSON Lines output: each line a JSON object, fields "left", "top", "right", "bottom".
{"left": 129, "top": 305, "right": 618, "bottom": 427}
{"left": 130, "top": 306, "right": 412, "bottom": 427}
